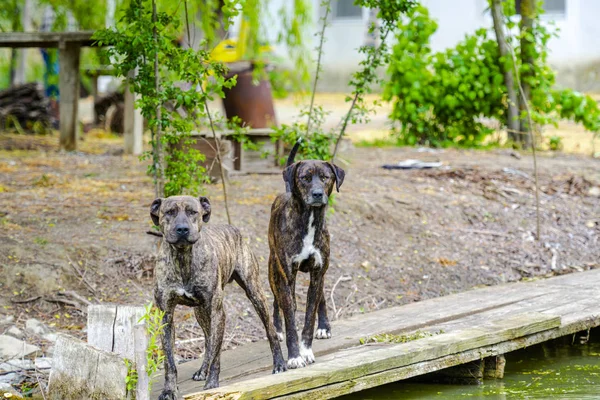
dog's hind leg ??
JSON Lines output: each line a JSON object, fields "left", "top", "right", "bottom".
{"left": 234, "top": 271, "right": 287, "bottom": 374}
{"left": 191, "top": 307, "right": 210, "bottom": 381}
{"left": 272, "top": 299, "right": 284, "bottom": 342}
{"left": 315, "top": 286, "right": 332, "bottom": 339}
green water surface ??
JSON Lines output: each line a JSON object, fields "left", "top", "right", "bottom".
{"left": 341, "top": 336, "right": 600, "bottom": 399}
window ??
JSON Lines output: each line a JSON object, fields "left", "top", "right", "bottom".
{"left": 515, "top": 0, "right": 566, "bottom": 15}
{"left": 334, "top": 0, "right": 363, "bottom": 19}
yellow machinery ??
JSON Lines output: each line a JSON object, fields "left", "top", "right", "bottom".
{"left": 210, "top": 16, "right": 272, "bottom": 63}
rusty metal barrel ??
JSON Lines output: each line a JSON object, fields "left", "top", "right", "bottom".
{"left": 222, "top": 67, "right": 277, "bottom": 128}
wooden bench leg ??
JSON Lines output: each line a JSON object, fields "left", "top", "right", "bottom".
{"left": 59, "top": 41, "right": 81, "bottom": 151}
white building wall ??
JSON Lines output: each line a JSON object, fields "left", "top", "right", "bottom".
{"left": 261, "top": 0, "right": 600, "bottom": 92}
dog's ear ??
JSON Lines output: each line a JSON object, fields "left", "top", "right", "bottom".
{"left": 326, "top": 162, "right": 345, "bottom": 192}
{"left": 150, "top": 198, "right": 163, "bottom": 226}
{"left": 282, "top": 162, "right": 299, "bottom": 193}
{"left": 199, "top": 196, "right": 211, "bottom": 223}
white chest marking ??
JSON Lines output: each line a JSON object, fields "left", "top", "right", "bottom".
{"left": 292, "top": 212, "right": 323, "bottom": 267}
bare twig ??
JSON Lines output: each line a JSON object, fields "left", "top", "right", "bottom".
{"left": 452, "top": 228, "right": 510, "bottom": 237}
{"left": 506, "top": 30, "right": 541, "bottom": 240}
{"left": 184, "top": 2, "right": 232, "bottom": 225}
{"left": 306, "top": 0, "right": 331, "bottom": 135}
{"left": 151, "top": 0, "right": 166, "bottom": 197}
{"left": 66, "top": 255, "right": 97, "bottom": 294}
{"left": 59, "top": 290, "right": 93, "bottom": 306}
{"left": 11, "top": 296, "right": 41, "bottom": 304}
{"left": 35, "top": 369, "right": 48, "bottom": 400}
{"left": 332, "top": 28, "right": 392, "bottom": 162}
{"left": 329, "top": 275, "right": 352, "bottom": 320}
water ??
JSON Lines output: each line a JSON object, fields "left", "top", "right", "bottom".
{"left": 341, "top": 335, "right": 600, "bottom": 399}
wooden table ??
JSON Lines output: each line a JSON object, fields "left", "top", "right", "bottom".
{"left": 0, "top": 31, "right": 143, "bottom": 154}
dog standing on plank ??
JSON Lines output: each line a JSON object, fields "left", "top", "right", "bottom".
{"left": 150, "top": 195, "right": 286, "bottom": 399}
{"left": 268, "top": 141, "right": 345, "bottom": 368}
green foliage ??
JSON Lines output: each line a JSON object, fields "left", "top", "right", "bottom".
{"left": 384, "top": 6, "right": 505, "bottom": 147}
{"left": 139, "top": 303, "right": 166, "bottom": 393}
{"left": 548, "top": 135, "right": 562, "bottom": 151}
{"left": 347, "top": 0, "right": 419, "bottom": 125}
{"left": 275, "top": 0, "right": 312, "bottom": 93}
{"left": 384, "top": 2, "right": 600, "bottom": 148}
{"left": 272, "top": 105, "right": 336, "bottom": 163}
{"left": 95, "top": 0, "right": 239, "bottom": 197}
{"left": 124, "top": 358, "right": 138, "bottom": 397}
{"left": 124, "top": 304, "right": 166, "bottom": 397}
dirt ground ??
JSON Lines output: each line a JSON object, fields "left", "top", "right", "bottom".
{"left": 0, "top": 130, "right": 599, "bottom": 364}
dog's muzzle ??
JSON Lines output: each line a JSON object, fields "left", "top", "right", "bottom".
{"left": 307, "top": 189, "right": 327, "bottom": 207}
{"left": 165, "top": 224, "right": 200, "bottom": 245}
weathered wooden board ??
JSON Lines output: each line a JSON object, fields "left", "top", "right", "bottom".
{"left": 186, "top": 313, "right": 560, "bottom": 399}
{"left": 153, "top": 269, "right": 600, "bottom": 399}
{"left": 0, "top": 31, "right": 96, "bottom": 48}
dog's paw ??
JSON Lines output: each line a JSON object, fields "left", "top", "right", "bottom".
{"left": 287, "top": 356, "right": 307, "bottom": 369}
{"left": 299, "top": 343, "right": 315, "bottom": 364}
{"left": 272, "top": 361, "right": 287, "bottom": 374}
{"left": 315, "top": 328, "right": 331, "bottom": 339}
{"left": 276, "top": 331, "right": 285, "bottom": 342}
{"left": 192, "top": 368, "right": 207, "bottom": 381}
{"left": 203, "top": 380, "right": 219, "bottom": 390}
{"left": 158, "top": 390, "right": 178, "bottom": 400}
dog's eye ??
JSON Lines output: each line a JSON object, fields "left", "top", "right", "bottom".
{"left": 320, "top": 175, "right": 326, "bottom": 181}
{"left": 188, "top": 210, "right": 198, "bottom": 216}
{"left": 303, "top": 175, "right": 311, "bottom": 182}
{"left": 166, "top": 209, "right": 177, "bottom": 216}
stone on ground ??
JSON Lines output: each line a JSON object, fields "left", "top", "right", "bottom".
{"left": 0, "top": 335, "right": 40, "bottom": 360}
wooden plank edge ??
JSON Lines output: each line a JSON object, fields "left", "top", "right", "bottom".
{"left": 184, "top": 312, "right": 560, "bottom": 400}
{"left": 275, "top": 314, "right": 600, "bottom": 400}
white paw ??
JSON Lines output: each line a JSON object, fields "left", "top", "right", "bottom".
{"left": 276, "top": 331, "right": 284, "bottom": 342}
{"left": 299, "top": 342, "right": 315, "bottom": 364}
{"left": 315, "top": 328, "right": 331, "bottom": 339}
{"left": 287, "top": 356, "right": 306, "bottom": 369}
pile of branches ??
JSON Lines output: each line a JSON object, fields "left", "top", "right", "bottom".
{"left": 0, "top": 83, "right": 52, "bottom": 132}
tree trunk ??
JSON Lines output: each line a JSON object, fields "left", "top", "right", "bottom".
{"left": 490, "top": 0, "right": 520, "bottom": 143}
{"left": 152, "top": 0, "right": 166, "bottom": 197}
{"left": 519, "top": 0, "right": 535, "bottom": 148}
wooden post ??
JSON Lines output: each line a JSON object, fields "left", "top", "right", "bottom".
{"left": 59, "top": 40, "right": 81, "bottom": 151}
{"left": 87, "top": 304, "right": 145, "bottom": 360}
{"left": 484, "top": 354, "right": 506, "bottom": 379}
{"left": 124, "top": 71, "right": 143, "bottom": 155}
{"left": 134, "top": 323, "right": 150, "bottom": 400}
{"left": 233, "top": 140, "right": 243, "bottom": 171}
{"left": 48, "top": 334, "right": 128, "bottom": 400}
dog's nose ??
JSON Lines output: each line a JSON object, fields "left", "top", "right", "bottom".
{"left": 312, "top": 190, "right": 324, "bottom": 200}
{"left": 176, "top": 225, "right": 189, "bottom": 236}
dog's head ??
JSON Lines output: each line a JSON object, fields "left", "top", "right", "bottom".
{"left": 150, "top": 195, "right": 211, "bottom": 246}
{"left": 283, "top": 160, "right": 345, "bottom": 207}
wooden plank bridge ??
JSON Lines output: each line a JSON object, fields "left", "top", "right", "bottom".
{"left": 152, "top": 269, "right": 600, "bottom": 399}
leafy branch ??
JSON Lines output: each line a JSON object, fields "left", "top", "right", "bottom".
{"left": 332, "top": 0, "right": 418, "bottom": 160}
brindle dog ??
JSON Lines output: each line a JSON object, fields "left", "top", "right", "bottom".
{"left": 268, "top": 143, "right": 345, "bottom": 368}
{"left": 150, "top": 196, "right": 286, "bottom": 399}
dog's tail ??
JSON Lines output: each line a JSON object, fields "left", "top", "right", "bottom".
{"left": 286, "top": 138, "right": 302, "bottom": 168}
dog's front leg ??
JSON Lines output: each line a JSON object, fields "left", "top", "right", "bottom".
{"left": 191, "top": 307, "right": 210, "bottom": 381}
{"left": 299, "top": 271, "right": 325, "bottom": 365}
{"left": 203, "top": 302, "right": 225, "bottom": 390}
{"left": 157, "top": 299, "right": 178, "bottom": 400}
{"left": 315, "top": 286, "right": 332, "bottom": 339}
